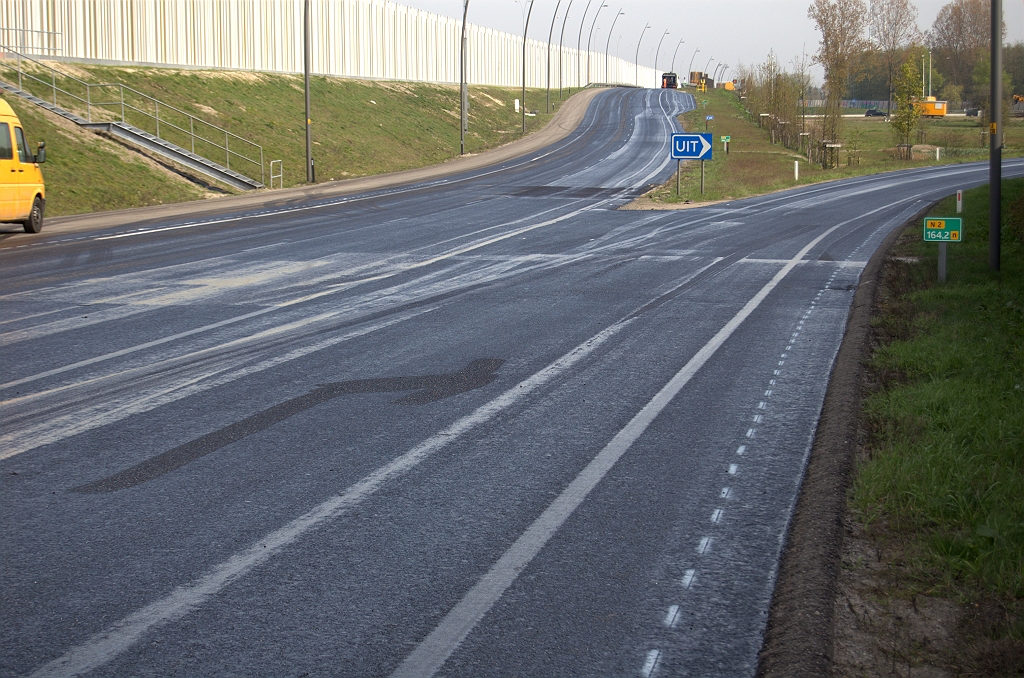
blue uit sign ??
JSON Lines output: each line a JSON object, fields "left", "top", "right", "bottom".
{"left": 671, "top": 133, "right": 713, "bottom": 160}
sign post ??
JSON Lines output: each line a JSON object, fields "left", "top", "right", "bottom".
{"left": 923, "top": 216, "right": 963, "bottom": 283}
{"left": 671, "top": 133, "right": 713, "bottom": 196}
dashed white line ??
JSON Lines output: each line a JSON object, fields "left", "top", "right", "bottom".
{"left": 641, "top": 649, "right": 661, "bottom": 677}
{"left": 728, "top": 464, "right": 738, "bottom": 475}
{"left": 710, "top": 509, "right": 724, "bottom": 524}
{"left": 720, "top": 487, "right": 732, "bottom": 500}
{"left": 697, "top": 537, "right": 712, "bottom": 555}
{"left": 664, "top": 605, "right": 681, "bottom": 628}
{"left": 681, "top": 569, "right": 696, "bottom": 589}
{"left": 736, "top": 445, "right": 746, "bottom": 456}
{"left": 746, "top": 428, "right": 756, "bottom": 437}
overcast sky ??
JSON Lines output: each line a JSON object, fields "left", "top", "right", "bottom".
{"left": 396, "top": 0, "right": 1024, "bottom": 83}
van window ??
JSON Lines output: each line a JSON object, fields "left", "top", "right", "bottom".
{"left": 0, "top": 123, "right": 12, "bottom": 160}
{"left": 14, "top": 126, "right": 31, "bottom": 163}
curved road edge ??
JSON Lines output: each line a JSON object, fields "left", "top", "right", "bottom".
{"left": 755, "top": 200, "right": 939, "bottom": 678}
{"left": 23, "top": 87, "right": 612, "bottom": 239}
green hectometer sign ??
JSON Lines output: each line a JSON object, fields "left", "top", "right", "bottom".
{"left": 923, "top": 217, "right": 962, "bottom": 242}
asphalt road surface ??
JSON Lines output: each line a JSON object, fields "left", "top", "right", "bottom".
{"left": 2, "top": 87, "right": 1021, "bottom": 677}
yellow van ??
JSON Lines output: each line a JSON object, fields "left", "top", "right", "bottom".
{"left": 0, "top": 97, "right": 46, "bottom": 233}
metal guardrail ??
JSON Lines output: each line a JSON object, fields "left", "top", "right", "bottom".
{"left": 0, "top": 47, "right": 265, "bottom": 186}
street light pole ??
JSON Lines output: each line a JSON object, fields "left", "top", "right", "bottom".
{"left": 303, "top": 0, "right": 313, "bottom": 183}
{"left": 546, "top": 0, "right": 563, "bottom": 113}
{"left": 670, "top": 38, "right": 684, "bottom": 74}
{"left": 460, "top": 0, "right": 470, "bottom": 155}
{"left": 586, "top": 3, "right": 608, "bottom": 86}
{"left": 557, "top": 0, "right": 574, "bottom": 99}
{"left": 654, "top": 29, "right": 669, "bottom": 78}
{"left": 604, "top": 9, "right": 624, "bottom": 85}
{"left": 687, "top": 47, "right": 699, "bottom": 85}
{"left": 704, "top": 56, "right": 714, "bottom": 75}
{"left": 576, "top": 0, "right": 594, "bottom": 92}
{"left": 522, "top": 0, "right": 535, "bottom": 134}
{"left": 635, "top": 23, "right": 650, "bottom": 87}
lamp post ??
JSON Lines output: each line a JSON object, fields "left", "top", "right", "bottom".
{"left": 303, "top": 0, "right": 313, "bottom": 183}
{"left": 670, "top": 37, "right": 684, "bottom": 74}
{"left": 635, "top": 23, "right": 650, "bottom": 87}
{"left": 604, "top": 9, "right": 624, "bottom": 85}
{"left": 460, "top": 0, "right": 470, "bottom": 154}
{"left": 521, "top": 0, "right": 535, "bottom": 134}
{"left": 576, "top": 0, "right": 594, "bottom": 92}
{"left": 557, "top": 0, "right": 574, "bottom": 99}
{"left": 586, "top": 3, "right": 608, "bottom": 85}
{"left": 546, "top": 0, "right": 563, "bottom": 113}
{"left": 687, "top": 47, "right": 699, "bottom": 85}
{"left": 654, "top": 29, "right": 669, "bottom": 77}
{"left": 704, "top": 56, "right": 714, "bottom": 75}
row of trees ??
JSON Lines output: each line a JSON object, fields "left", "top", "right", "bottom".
{"left": 737, "top": 0, "right": 1019, "bottom": 167}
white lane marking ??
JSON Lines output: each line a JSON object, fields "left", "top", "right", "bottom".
{"left": 720, "top": 487, "right": 732, "bottom": 500}
{"left": 728, "top": 464, "right": 738, "bottom": 475}
{"left": 389, "top": 207, "right": 869, "bottom": 677}
{"left": 681, "top": 569, "right": 696, "bottom": 589}
{"left": 25, "top": 315, "right": 634, "bottom": 678}
{"left": 664, "top": 605, "right": 681, "bottom": 628}
{"left": 710, "top": 509, "right": 724, "bottom": 524}
{"left": 641, "top": 649, "right": 661, "bottom": 677}
{"left": 746, "top": 428, "right": 755, "bottom": 438}
{"left": 736, "top": 445, "right": 746, "bottom": 456}
{"left": 758, "top": 401, "right": 767, "bottom": 409}
{"left": 697, "top": 537, "right": 713, "bottom": 555}
{"left": 753, "top": 414, "right": 763, "bottom": 423}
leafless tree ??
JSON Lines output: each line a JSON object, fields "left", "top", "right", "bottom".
{"left": 808, "top": 0, "right": 869, "bottom": 155}
{"left": 927, "top": 0, "right": 997, "bottom": 99}
{"left": 869, "top": 0, "right": 921, "bottom": 115}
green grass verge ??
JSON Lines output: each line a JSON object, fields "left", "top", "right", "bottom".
{"left": 1, "top": 60, "right": 564, "bottom": 216}
{"left": 650, "top": 88, "right": 1024, "bottom": 204}
{"left": 3, "top": 94, "right": 210, "bottom": 216}
{"left": 854, "top": 178, "right": 1024, "bottom": 632}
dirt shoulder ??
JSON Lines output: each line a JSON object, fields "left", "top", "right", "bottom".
{"left": 11, "top": 87, "right": 607, "bottom": 240}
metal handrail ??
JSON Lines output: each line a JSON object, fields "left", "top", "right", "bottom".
{"left": 0, "top": 47, "right": 265, "bottom": 186}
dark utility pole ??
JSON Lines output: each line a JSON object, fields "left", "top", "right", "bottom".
{"left": 989, "top": 0, "right": 1002, "bottom": 271}
{"left": 304, "top": 0, "right": 314, "bottom": 183}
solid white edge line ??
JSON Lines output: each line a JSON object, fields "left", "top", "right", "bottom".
{"left": 388, "top": 199, "right": 908, "bottom": 678}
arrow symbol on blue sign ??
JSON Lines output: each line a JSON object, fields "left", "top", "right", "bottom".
{"left": 671, "top": 133, "right": 713, "bottom": 160}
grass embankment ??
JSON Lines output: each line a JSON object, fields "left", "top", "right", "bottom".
{"left": 851, "top": 179, "right": 1024, "bottom": 671}
{"left": 0, "top": 59, "right": 561, "bottom": 216}
{"left": 649, "top": 87, "right": 1024, "bottom": 204}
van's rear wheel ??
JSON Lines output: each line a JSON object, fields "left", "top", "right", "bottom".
{"left": 22, "top": 197, "right": 43, "bottom": 234}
